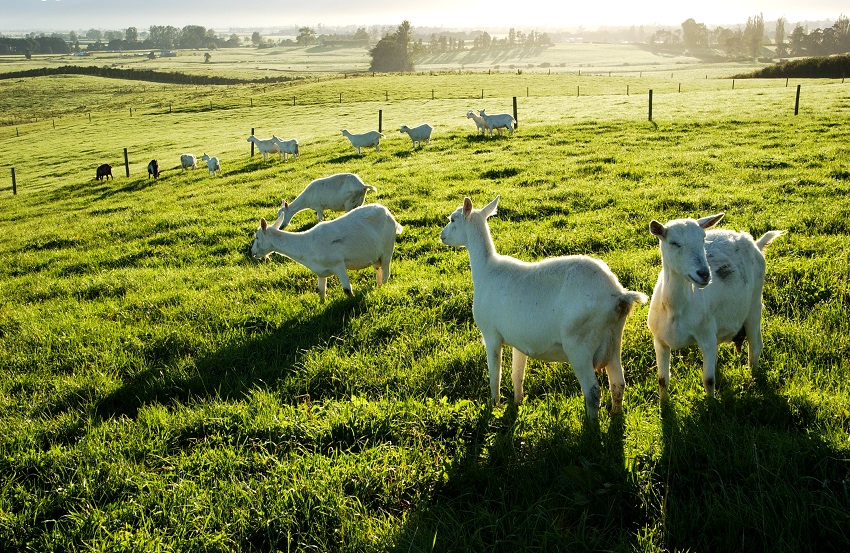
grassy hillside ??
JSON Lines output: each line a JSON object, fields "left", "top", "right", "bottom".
{"left": 0, "top": 68, "right": 849, "bottom": 551}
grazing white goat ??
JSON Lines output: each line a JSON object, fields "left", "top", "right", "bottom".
{"left": 247, "top": 135, "right": 281, "bottom": 161}
{"left": 252, "top": 203, "right": 403, "bottom": 301}
{"left": 479, "top": 109, "right": 515, "bottom": 136}
{"left": 200, "top": 153, "right": 221, "bottom": 176}
{"left": 440, "top": 196, "right": 648, "bottom": 418}
{"left": 399, "top": 123, "right": 433, "bottom": 148}
{"left": 276, "top": 172, "right": 377, "bottom": 229}
{"left": 180, "top": 153, "right": 197, "bottom": 170}
{"left": 466, "top": 111, "right": 488, "bottom": 135}
{"left": 647, "top": 213, "right": 783, "bottom": 401}
{"left": 341, "top": 129, "right": 384, "bottom": 154}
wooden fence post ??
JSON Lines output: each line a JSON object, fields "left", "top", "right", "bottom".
{"left": 513, "top": 97, "right": 518, "bottom": 129}
{"left": 378, "top": 110, "right": 382, "bottom": 133}
{"left": 648, "top": 89, "right": 653, "bottom": 121}
{"left": 794, "top": 84, "right": 801, "bottom": 115}
{"left": 251, "top": 128, "right": 255, "bottom": 157}
{"left": 11, "top": 168, "right": 16, "bottom": 195}
{"left": 124, "top": 148, "right": 130, "bottom": 177}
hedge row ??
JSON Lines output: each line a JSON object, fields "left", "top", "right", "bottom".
{"left": 0, "top": 64, "right": 300, "bottom": 86}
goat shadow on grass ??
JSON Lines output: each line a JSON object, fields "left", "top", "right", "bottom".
{"left": 393, "top": 403, "right": 631, "bottom": 551}
{"left": 327, "top": 153, "right": 365, "bottom": 164}
{"left": 92, "top": 293, "right": 369, "bottom": 421}
{"left": 655, "top": 375, "right": 850, "bottom": 551}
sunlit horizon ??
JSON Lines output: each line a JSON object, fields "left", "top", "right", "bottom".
{"left": 0, "top": 0, "right": 845, "bottom": 32}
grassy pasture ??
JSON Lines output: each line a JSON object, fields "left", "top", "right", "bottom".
{"left": 0, "top": 43, "right": 733, "bottom": 79}
{"left": 0, "top": 63, "right": 849, "bottom": 552}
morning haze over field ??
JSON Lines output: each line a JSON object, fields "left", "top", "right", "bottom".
{"left": 0, "top": 0, "right": 846, "bottom": 30}
{"left": 1, "top": 0, "right": 849, "bottom": 550}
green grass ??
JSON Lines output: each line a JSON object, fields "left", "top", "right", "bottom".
{"left": 0, "top": 63, "right": 849, "bottom": 552}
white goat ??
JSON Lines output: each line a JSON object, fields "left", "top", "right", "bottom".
{"left": 479, "top": 109, "right": 515, "bottom": 136}
{"left": 247, "top": 135, "right": 281, "bottom": 161}
{"left": 341, "top": 129, "right": 384, "bottom": 154}
{"left": 399, "top": 123, "right": 433, "bottom": 148}
{"left": 440, "top": 196, "right": 648, "bottom": 418}
{"left": 466, "top": 111, "right": 488, "bottom": 135}
{"left": 647, "top": 213, "right": 783, "bottom": 401}
{"left": 252, "top": 203, "right": 403, "bottom": 301}
{"left": 200, "top": 153, "right": 221, "bottom": 176}
{"left": 276, "top": 172, "right": 377, "bottom": 229}
{"left": 271, "top": 135, "right": 300, "bottom": 160}
{"left": 180, "top": 153, "right": 197, "bottom": 170}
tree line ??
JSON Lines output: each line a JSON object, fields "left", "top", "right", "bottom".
{"left": 368, "top": 22, "right": 554, "bottom": 72}
{"left": 654, "top": 14, "right": 850, "bottom": 61}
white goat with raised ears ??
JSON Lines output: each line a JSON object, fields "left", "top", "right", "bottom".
{"left": 200, "top": 153, "right": 221, "bottom": 176}
{"left": 341, "top": 129, "right": 384, "bottom": 154}
{"left": 399, "top": 123, "right": 433, "bottom": 148}
{"left": 440, "top": 196, "right": 648, "bottom": 419}
{"left": 647, "top": 213, "right": 783, "bottom": 401}
{"left": 479, "top": 109, "right": 515, "bottom": 136}
{"left": 276, "top": 173, "right": 377, "bottom": 229}
{"left": 466, "top": 110, "right": 488, "bottom": 135}
{"left": 251, "top": 203, "right": 403, "bottom": 301}
{"left": 247, "top": 135, "right": 281, "bottom": 161}
{"left": 271, "top": 135, "right": 299, "bottom": 160}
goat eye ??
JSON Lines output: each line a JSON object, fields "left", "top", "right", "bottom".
{"left": 669, "top": 241, "right": 681, "bottom": 248}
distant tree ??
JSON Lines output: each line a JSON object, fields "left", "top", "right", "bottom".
{"left": 354, "top": 27, "right": 370, "bottom": 46}
{"left": 775, "top": 18, "right": 788, "bottom": 57}
{"left": 204, "top": 52, "right": 211, "bottom": 63}
{"left": 68, "top": 30, "right": 77, "bottom": 43}
{"left": 251, "top": 32, "right": 262, "bottom": 47}
{"left": 149, "top": 25, "right": 179, "bottom": 49}
{"left": 832, "top": 15, "right": 850, "bottom": 53}
{"left": 297, "top": 27, "right": 316, "bottom": 46}
{"left": 744, "top": 13, "right": 765, "bottom": 60}
{"left": 126, "top": 27, "right": 138, "bottom": 43}
{"left": 681, "top": 18, "right": 709, "bottom": 49}
{"left": 180, "top": 25, "right": 208, "bottom": 49}
{"left": 368, "top": 20, "right": 413, "bottom": 72}
{"left": 226, "top": 33, "right": 241, "bottom": 47}
{"left": 789, "top": 24, "right": 806, "bottom": 57}
{"left": 86, "top": 29, "right": 102, "bottom": 41}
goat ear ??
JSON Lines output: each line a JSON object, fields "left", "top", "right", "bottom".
{"left": 697, "top": 213, "right": 724, "bottom": 229}
{"left": 481, "top": 195, "right": 499, "bottom": 218}
{"left": 261, "top": 218, "right": 268, "bottom": 231}
{"left": 462, "top": 197, "right": 473, "bottom": 218}
{"left": 649, "top": 220, "right": 667, "bottom": 238}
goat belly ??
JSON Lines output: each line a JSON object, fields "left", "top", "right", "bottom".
{"left": 517, "top": 342, "right": 569, "bottom": 362}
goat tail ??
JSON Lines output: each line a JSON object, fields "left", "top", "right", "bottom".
{"left": 756, "top": 230, "right": 784, "bottom": 252}
{"left": 395, "top": 222, "right": 404, "bottom": 235}
{"left": 617, "top": 290, "right": 649, "bottom": 318}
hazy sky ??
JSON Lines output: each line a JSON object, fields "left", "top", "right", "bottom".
{"left": 0, "top": 0, "right": 844, "bottom": 32}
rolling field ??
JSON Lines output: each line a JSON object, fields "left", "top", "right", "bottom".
{"left": 0, "top": 57, "right": 849, "bottom": 551}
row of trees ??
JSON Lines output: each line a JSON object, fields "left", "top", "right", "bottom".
{"left": 0, "top": 35, "right": 69, "bottom": 56}
{"left": 369, "top": 22, "right": 555, "bottom": 71}
{"left": 655, "top": 14, "right": 850, "bottom": 60}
